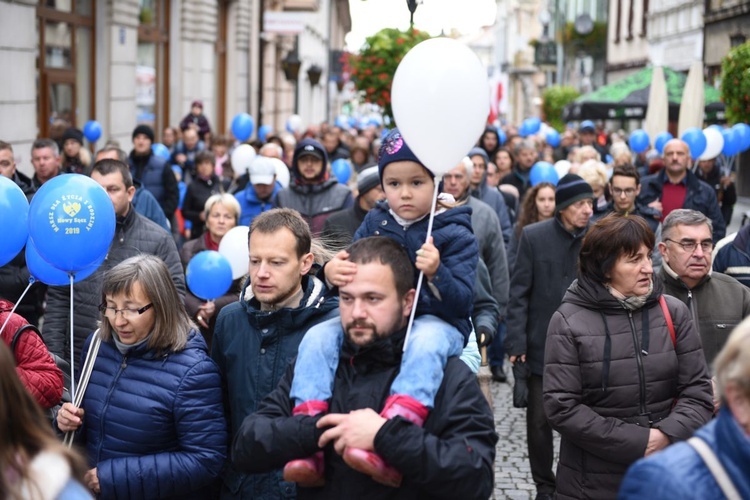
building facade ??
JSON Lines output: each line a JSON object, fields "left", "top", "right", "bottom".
{"left": 606, "top": 0, "right": 650, "bottom": 81}
{"left": 647, "top": 0, "right": 703, "bottom": 71}
{"left": 0, "top": 0, "right": 350, "bottom": 175}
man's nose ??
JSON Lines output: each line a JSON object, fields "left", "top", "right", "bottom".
{"left": 351, "top": 299, "right": 367, "bottom": 318}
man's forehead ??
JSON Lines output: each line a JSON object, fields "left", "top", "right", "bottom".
{"left": 32, "top": 147, "right": 55, "bottom": 157}
{"left": 672, "top": 223, "right": 712, "bottom": 238}
{"left": 249, "top": 228, "right": 298, "bottom": 253}
{"left": 340, "top": 262, "right": 395, "bottom": 294}
{"left": 611, "top": 175, "right": 637, "bottom": 186}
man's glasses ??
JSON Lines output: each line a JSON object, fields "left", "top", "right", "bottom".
{"left": 663, "top": 238, "right": 714, "bottom": 253}
{"left": 611, "top": 187, "right": 636, "bottom": 197}
{"left": 99, "top": 303, "right": 154, "bottom": 320}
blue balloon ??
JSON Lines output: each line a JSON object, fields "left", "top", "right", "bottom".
{"left": 332, "top": 159, "right": 351, "bottom": 184}
{"left": 524, "top": 117, "right": 542, "bottom": 135}
{"left": 681, "top": 127, "right": 707, "bottom": 159}
{"left": 498, "top": 129, "right": 507, "bottom": 146}
{"left": 518, "top": 122, "right": 530, "bottom": 138}
{"left": 28, "top": 174, "right": 115, "bottom": 273}
{"left": 0, "top": 177, "right": 29, "bottom": 267}
{"left": 151, "top": 143, "right": 171, "bottom": 160}
{"left": 605, "top": 154, "right": 613, "bottom": 164}
{"left": 83, "top": 120, "right": 102, "bottom": 142}
{"left": 231, "top": 113, "right": 255, "bottom": 142}
{"left": 335, "top": 115, "right": 348, "bottom": 129}
{"left": 654, "top": 132, "right": 674, "bottom": 154}
{"left": 721, "top": 128, "right": 740, "bottom": 157}
{"left": 348, "top": 117, "right": 357, "bottom": 129}
{"left": 628, "top": 129, "right": 650, "bottom": 154}
{"left": 258, "top": 124, "right": 272, "bottom": 143}
{"left": 529, "top": 161, "right": 559, "bottom": 186}
{"left": 186, "top": 250, "right": 233, "bottom": 300}
{"left": 546, "top": 129, "right": 561, "bottom": 148}
{"left": 26, "top": 238, "right": 105, "bottom": 286}
{"left": 731, "top": 123, "right": 750, "bottom": 153}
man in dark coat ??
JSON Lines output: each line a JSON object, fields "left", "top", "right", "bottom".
{"left": 321, "top": 165, "right": 382, "bottom": 249}
{"left": 500, "top": 139, "right": 537, "bottom": 200}
{"left": 231, "top": 236, "right": 498, "bottom": 499}
{"left": 211, "top": 208, "right": 339, "bottom": 499}
{"left": 505, "top": 173, "right": 594, "bottom": 499}
{"left": 468, "top": 147, "right": 512, "bottom": 246}
{"left": 128, "top": 124, "right": 180, "bottom": 220}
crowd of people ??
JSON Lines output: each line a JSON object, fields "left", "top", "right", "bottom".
{"left": 1, "top": 110, "right": 750, "bottom": 499}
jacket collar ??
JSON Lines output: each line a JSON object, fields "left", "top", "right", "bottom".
{"left": 240, "top": 274, "right": 327, "bottom": 312}
{"left": 660, "top": 260, "right": 711, "bottom": 290}
{"left": 553, "top": 213, "right": 589, "bottom": 239}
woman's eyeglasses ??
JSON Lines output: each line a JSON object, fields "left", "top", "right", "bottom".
{"left": 99, "top": 303, "right": 154, "bottom": 320}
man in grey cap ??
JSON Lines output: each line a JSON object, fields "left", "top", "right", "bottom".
{"left": 236, "top": 156, "right": 282, "bottom": 227}
{"left": 321, "top": 165, "right": 383, "bottom": 248}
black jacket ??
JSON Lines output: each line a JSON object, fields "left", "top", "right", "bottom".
{"left": 320, "top": 199, "right": 368, "bottom": 248}
{"left": 232, "top": 329, "right": 498, "bottom": 500}
{"left": 182, "top": 174, "right": 227, "bottom": 239}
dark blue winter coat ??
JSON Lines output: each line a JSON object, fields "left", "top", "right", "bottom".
{"left": 638, "top": 169, "right": 726, "bottom": 241}
{"left": 619, "top": 407, "right": 750, "bottom": 499}
{"left": 74, "top": 330, "right": 227, "bottom": 499}
{"left": 236, "top": 181, "right": 282, "bottom": 226}
{"left": 713, "top": 223, "right": 750, "bottom": 288}
{"left": 353, "top": 201, "right": 478, "bottom": 342}
{"left": 211, "top": 275, "right": 339, "bottom": 499}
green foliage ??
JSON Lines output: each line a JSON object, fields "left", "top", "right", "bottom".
{"left": 543, "top": 86, "right": 580, "bottom": 131}
{"left": 721, "top": 41, "right": 750, "bottom": 124}
{"left": 346, "top": 27, "right": 431, "bottom": 121}
{"left": 562, "top": 22, "right": 607, "bottom": 55}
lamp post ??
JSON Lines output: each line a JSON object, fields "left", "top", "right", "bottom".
{"left": 406, "top": 0, "right": 418, "bottom": 26}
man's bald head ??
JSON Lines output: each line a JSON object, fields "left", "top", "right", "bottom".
{"left": 663, "top": 139, "right": 690, "bottom": 181}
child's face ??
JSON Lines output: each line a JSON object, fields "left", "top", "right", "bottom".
{"left": 382, "top": 160, "right": 434, "bottom": 221}
{"left": 64, "top": 139, "right": 80, "bottom": 158}
{"left": 196, "top": 160, "right": 214, "bottom": 178}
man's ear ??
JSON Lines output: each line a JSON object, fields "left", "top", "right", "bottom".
{"left": 658, "top": 241, "right": 667, "bottom": 258}
{"left": 635, "top": 184, "right": 641, "bottom": 197}
{"left": 402, "top": 289, "right": 416, "bottom": 318}
{"left": 127, "top": 185, "right": 136, "bottom": 202}
{"left": 300, "top": 252, "right": 315, "bottom": 276}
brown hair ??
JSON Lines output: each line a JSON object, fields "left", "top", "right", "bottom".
{"left": 515, "top": 182, "right": 555, "bottom": 236}
{"left": 100, "top": 255, "right": 193, "bottom": 353}
{"left": 347, "top": 236, "right": 414, "bottom": 299}
{"left": 195, "top": 150, "right": 216, "bottom": 168}
{"left": 0, "top": 140, "right": 13, "bottom": 154}
{"left": 91, "top": 158, "right": 134, "bottom": 189}
{"left": 611, "top": 163, "right": 640, "bottom": 185}
{"left": 249, "top": 208, "right": 312, "bottom": 258}
{"left": 0, "top": 343, "right": 86, "bottom": 499}
{"left": 579, "top": 213, "right": 655, "bottom": 284}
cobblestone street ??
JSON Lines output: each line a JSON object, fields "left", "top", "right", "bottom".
{"left": 490, "top": 367, "right": 560, "bottom": 499}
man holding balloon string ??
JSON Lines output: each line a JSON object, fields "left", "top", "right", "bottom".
{"left": 42, "top": 159, "right": 185, "bottom": 371}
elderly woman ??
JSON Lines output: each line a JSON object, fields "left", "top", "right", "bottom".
{"left": 544, "top": 214, "right": 713, "bottom": 499}
{"left": 619, "top": 316, "right": 750, "bottom": 498}
{"left": 181, "top": 193, "right": 243, "bottom": 348}
{"left": 57, "top": 255, "right": 226, "bottom": 499}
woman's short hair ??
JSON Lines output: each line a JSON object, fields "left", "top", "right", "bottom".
{"left": 579, "top": 214, "right": 655, "bottom": 284}
{"left": 100, "top": 255, "right": 193, "bottom": 353}
{"left": 578, "top": 160, "right": 608, "bottom": 190}
{"left": 204, "top": 193, "right": 241, "bottom": 224}
{"left": 714, "top": 316, "right": 750, "bottom": 401}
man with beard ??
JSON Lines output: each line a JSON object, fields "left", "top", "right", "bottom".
{"left": 231, "top": 236, "right": 497, "bottom": 499}
{"left": 211, "top": 208, "right": 339, "bottom": 499}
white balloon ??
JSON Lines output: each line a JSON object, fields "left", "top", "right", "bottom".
{"left": 554, "top": 160, "right": 571, "bottom": 178}
{"left": 391, "top": 38, "right": 489, "bottom": 177}
{"left": 231, "top": 145, "right": 257, "bottom": 174}
{"left": 287, "top": 114, "right": 304, "bottom": 134}
{"left": 699, "top": 127, "right": 725, "bottom": 161}
{"left": 270, "top": 157, "right": 290, "bottom": 188}
{"left": 218, "top": 226, "right": 250, "bottom": 280}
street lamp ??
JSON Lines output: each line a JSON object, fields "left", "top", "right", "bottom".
{"left": 406, "top": 0, "right": 418, "bottom": 26}
{"left": 281, "top": 50, "right": 301, "bottom": 82}
{"left": 307, "top": 65, "right": 323, "bottom": 86}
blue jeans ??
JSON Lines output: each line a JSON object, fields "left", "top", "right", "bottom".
{"left": 290, "top": 315, "right": 464, "bottom": 409}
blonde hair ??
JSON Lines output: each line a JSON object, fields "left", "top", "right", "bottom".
{"left": 578, "top": 160, "right": 608, "bottom": 190}
{"left": 575, "top": 145, "right": 601, "bottom": 164}
{"left": 713, "top": 317, "right": 750, "bottom": 401}
{"left": 204, "top": 193, "right": 241, "bottom": 224}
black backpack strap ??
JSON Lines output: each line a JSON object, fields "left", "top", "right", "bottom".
{"left": 11, "top": 324, "right": 45, "bottom": 361}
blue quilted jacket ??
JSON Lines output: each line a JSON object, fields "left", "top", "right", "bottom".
{"left": 76, "top": 330, "right": 227, "bottom": 499}
{"left": 353, "top": 201, "right": 478, "bottom": 342}
{"left": 619, "top": 407, "right": 750, "bottom": 499}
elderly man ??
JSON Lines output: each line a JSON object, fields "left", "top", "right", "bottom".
{"left": 211, "top": 208, "right": 339, "bottom": 499}
{"left": 468, "top": 148, "right": 512, "bottom": 246}
{"left": 505, "top": 173, "right": 594, "bottom": 500}
{"left": 638, "top": 139, "right": 725, "bottom": 241}
{"left": 231, "top": 236, "right": 498, "bottom": 499}
{"left": 659, "top": 209, "right": 750, "bottom": 363}
{"left": 501, "top": 139, "right": 538, "bottom": 200}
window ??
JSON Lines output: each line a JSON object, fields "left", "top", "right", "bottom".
{"left": 615, "top": 0, "right": 622, "bottom": 43}
{"left": 137, "top": 0, "right": 170, "bottom": 131}
{"left": 731, "top": 34, "right": 747, "bottom": 48}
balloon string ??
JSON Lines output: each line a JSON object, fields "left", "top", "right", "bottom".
{"left": 403, "top": 177, "right": 441, "bottom": 352}
{"left": 69, "top": 273, "right": 76, "bottom": 401}
{"left": 0, "top": 278, "right": 35, "bottom": 336}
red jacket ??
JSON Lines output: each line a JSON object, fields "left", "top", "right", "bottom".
{"left": 0, "top": 300, "right": 63, "bottom": 409}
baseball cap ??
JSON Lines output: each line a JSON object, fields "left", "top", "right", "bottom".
{"left": 580, "top": 120, "right": 595, "bottom": 132}
{"left": 297, "top": 143, "right": 324, "bottom": 161}
{"left": 249, "top": 157, "right": 277, "bottom": 185}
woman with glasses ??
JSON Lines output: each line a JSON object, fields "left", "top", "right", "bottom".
{"left": 543, "top": 214, "right": 713, "bottom": 499}
{"left": 180, "top": 193, "right": 243, "bottom": 349}
{"left": 56, "top": 255, "right": 227, "bottom": 499}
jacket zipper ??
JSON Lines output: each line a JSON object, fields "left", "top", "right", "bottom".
{"left": 95, "top": 354, "right": 129, "bottom": 463}
{"left": 628, "top": 311, "right": 648, "bottom": 415}
{"left": 686, "top": 289, "right": 699, "bottom": 328}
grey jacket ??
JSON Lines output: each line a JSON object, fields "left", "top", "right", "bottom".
{"left": 274, "top": 179, "right": 353, "bottom": 236}
{"left": 505, "top": 216, "right": 587, "bottom": 376}
{"left": 660, "top": 264, "right": 750, "bottom": 363}
{"left": 42, "top": 207, "right": 185, "bottom": 370}
{"left": 465, "top": 196, "right": 509, "bottom": 318}
{"left": 544, "top": 275, "right": 713, "bottom": 499}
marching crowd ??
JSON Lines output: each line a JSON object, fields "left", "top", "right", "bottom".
{"left": 1, "top": 109, "right": 750, "bottom": 500}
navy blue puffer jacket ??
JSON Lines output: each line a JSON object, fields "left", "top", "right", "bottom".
{"left": 76, "top": 330, "right": 227, "bottom": 499}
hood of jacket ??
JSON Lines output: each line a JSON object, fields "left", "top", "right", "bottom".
{"left": 292, "top": 138, "right": 329, "bottom": 184}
